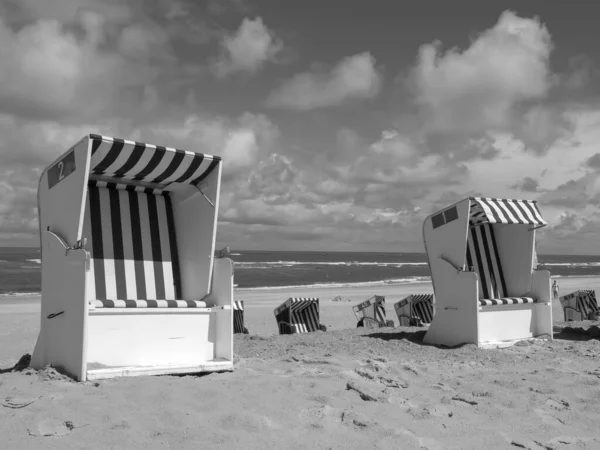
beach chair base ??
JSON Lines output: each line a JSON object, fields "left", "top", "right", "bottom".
{"left": 86, "top": 359, "right": 233, "bottom": 380}
{"left": 357, "top": 318, "right": 394, "bottom": 329}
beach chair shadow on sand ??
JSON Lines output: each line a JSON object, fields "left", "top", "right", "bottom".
{"left": 274, "top": 298, "right": 326, "bottom": 334}
{"left": 353, "top": 295, "right": 394, "bottom": 328}
{"left": 559, "top": 290, "right": 600, "bottom": 322}
{"left": 394, "top": 294, "right": 434, "bottom": 327}
{"left": 422, "top": 197, "right": 553, "bottom": 348}
{"left": 31, "top": 134, "right": 235, "bottom": 381}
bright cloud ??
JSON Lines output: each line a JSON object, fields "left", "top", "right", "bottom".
{"left": 266, "top": 52, "right": 382, "bottom": 110}
{"left": 213, "top": 17, "right": 283, "bottom": 77}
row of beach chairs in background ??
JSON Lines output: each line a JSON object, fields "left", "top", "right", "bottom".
{"left": 234, "top": 289, "right": 600, "bottom": 335}
{"left": 232, "top": 294, "right": 436, "bottom": 335}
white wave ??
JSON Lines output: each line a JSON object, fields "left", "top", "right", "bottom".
{"left": 0, "top": 260, "right": 8, "bottom": 263}
{"left": 235, "top": 276, "right": 432, "bottom": 291}
{"left": 234, "top": 260, "right": 428, "bottom": 268}
{"left": 0, "top": 292, "right": 41, "bottom": 297}
{"left": 26, "top": 259, "right": 41, "bottom": 264}
{"left": 540, "top": 262, "right": 600, "bottom": 267}
{"left": 230, "top": 253, "right": 242, "bottom": 256}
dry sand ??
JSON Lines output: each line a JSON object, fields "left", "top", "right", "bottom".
{"left": 1, "top": 277, "right": 600, "bottom": 449}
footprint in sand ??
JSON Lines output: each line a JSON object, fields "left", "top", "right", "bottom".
{"left": 299, "top": 404, "right": 344, "bottom": 426}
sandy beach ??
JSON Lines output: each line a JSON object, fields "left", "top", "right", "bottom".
{"left": 1, "top": 276, "right": 600, "bottom": 449}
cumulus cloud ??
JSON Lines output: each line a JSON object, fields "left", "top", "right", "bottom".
{"left": 408, "top": 10, "right": 573, "bottom": 156}
{"left": 266, "top": 52, "right": 382, "bottom": 110}
{"left": 511, "top": 176, "right": 540, "bottom": 193}
{"left": 212, "top": 17, "right": 283, "bottom": 77}
{"left": 538, "top": 173, "right": 600, "bottom": 209}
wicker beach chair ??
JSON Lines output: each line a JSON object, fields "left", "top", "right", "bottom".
{"left": 559, "top": 289, "right": 599, "bottom": 321}
{"left": 394, "top": 294, "right": 434, "bottom": 327}
{"left": 274, "top": 298, "right": 326, "bottom": 334}
{"left": 353, "top": 295, "right": 394, "bottom": 328}
{"left": 422, "top": 197, "right": 552, "bottom": 347}
{"left": 31, "top": 134, "right": 234, "bottom": 381}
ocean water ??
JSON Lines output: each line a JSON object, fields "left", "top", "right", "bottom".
{"left": 1, "top": 247, "right": 600, "bottom": 295}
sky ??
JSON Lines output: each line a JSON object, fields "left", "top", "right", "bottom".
{"left": 1, "top": 0, "right": 600, "bottom": 254}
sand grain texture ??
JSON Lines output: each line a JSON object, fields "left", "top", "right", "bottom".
{"left": 1, "top": 278, "right": 600, "bottom": 449}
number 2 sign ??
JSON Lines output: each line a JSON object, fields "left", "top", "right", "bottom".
{"left": 48, "top": 150, "right": 76, "bottom": 189}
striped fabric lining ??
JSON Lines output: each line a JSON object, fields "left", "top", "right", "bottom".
{"left": 233, "top": 301, "right": 246, "bottom": 334}
{"left": 469, "top": 197, "right": 547, "bottom": 227}
{"left": 84, "top": 183, "right": 184, "bottom": 307}
{"left": 394, "top": 294, "right": 434, "bottom": 326}
{"left": 353, "top": 295, "right": 387, "bottom": 323}
{"left": 478, "top": 298, "right": 534, "bottom": 307}
{"left": 274, "top": 298, "right": 320, "bottom": 334}
{"left": 560, "top": 290, "right": 599, "bottom": 320}
{"left": 466, "top": 223, "right": 535, "bottom": 307}
{"left": 412, "top": 295, "right": 434, "bottom": 323}
{"left": 89, "top": 134, "right": 220, "bottom": 187}
{"left": 92, "top": 300, "right": 208, "bottom": 308}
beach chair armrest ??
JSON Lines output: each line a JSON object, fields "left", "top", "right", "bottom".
{"left": 431, "top": 258, "right": 478, "bottom": 311}
{"left": 203, "top": 257, "right": 234, "bottom": 307}
{"left": 530, "top": 270, "right": 551, "bottom": 304}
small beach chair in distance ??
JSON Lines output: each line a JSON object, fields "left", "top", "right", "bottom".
{"left": 31, "top": 134, "right": 234, "bottom": 381}
{"left": 394, "top": 294, "right": 434, "bottom": 327}
{"left": 274, "top": 298, "right": 326, "bottom": 334}
{"left": 233, "top": 300, "right": 249, "bottom": 334}
{"left": 422, "top": 197, "right": 553, "bottom": 348}
{"left": 353, "top": 295, "right": 394, "bottom": 328}
{"left": 559, "top": 289, "right": 599, "bottom": 321}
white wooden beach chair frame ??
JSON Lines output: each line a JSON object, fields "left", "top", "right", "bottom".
{"left": 422, "top": 197, "right": 553, "bottom": 348}
{"left": 31, "top": 134, "right": 234, "bottom": 381}
{"left": 353, "top": 295, "right": 394, "bottom": 328}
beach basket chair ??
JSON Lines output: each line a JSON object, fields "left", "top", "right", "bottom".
{"left": 233, "top": 300, "right": 249, "bottom": 334}
{"left": 422, "top": 197, "right": 553, "bottom": 348}
{"left": 274, "top": 298, "right": 326, "bottom": 334}
{"left": 353, "top": 295, "right": 394, "bottom": 328}
{"left": 394, "top": 294, "right": 434, "bottom": 327}
{"left": 559, "top": 289, "right": 599, "bottom": 321}
{"left": 31, "top": 134, "right": 234, "bottom": 381}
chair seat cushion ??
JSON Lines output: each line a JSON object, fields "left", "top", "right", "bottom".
{"left": 92, "top": 299, "right": 209, "bottom": 308}
{"left": 479, "top": 297, "right": 535, "bottom": 307}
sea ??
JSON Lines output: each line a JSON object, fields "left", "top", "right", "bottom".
{"left": 1, "top": 247, "right": 600, "bottom": 296}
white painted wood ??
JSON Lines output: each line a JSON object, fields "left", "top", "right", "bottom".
{"left": 204, "top": 258, "right": 234, "bottom": 361}
{"left": 30, "top": 233, "right": 90, "bottom": 381}
{"left": 37, "top": 137, "right": 91, "bottom": 247}
{"left": 423, "top": 258, "right": 479, "bottom": 347}
{"left": 171, "top": 164, "right": 221, "bottom": 300}
{"left": 494, "top": 224, "right": 534, "bottom": 296}
{"left": 86, "top": 359, "right": 233, "bottom": 380}
{"left": 87, "top": 312, "right": 218, "bottom": 367}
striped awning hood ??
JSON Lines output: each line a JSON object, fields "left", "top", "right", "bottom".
{"left": 89, "top": 134, "right": 221, "bottom": 187}
{"left": 469, "top": 197, "right": 547, "bottom": 227}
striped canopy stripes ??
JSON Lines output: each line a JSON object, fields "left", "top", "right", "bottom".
{"left": 560, "top": 290, "right": 599, "bottom": 321}
{"left": 84, "top": 181, "right": 207, "bottom": 308}
{"left": 394, "top": 294, "right": 434, "bottom": 326}
{"left": 469, "top": 197, "right": 547, "bottom": 228}
{"left": 233, "top": 301, "right": 247, "bottom": 334}
{"left": 89, "top": 134, "right": 220, "bottom": 188}
{"left": 353, "top": 295, "right": 390, "bottom": 327}
{"left": 466, "top": 224, "right": 535, "bottom": 307}
{"left": 274, "top": 298, "right": 320, "bottom": 334}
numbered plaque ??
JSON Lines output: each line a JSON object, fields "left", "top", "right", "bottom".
{"left": 48, "top": 150, "right": 76, "bottom": 189}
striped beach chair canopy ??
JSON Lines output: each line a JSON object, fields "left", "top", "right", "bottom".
{"left": 89, "top": 134, "right": 220, "bottom": 190}
{"left": 468, "top": 197, "right": 547, "bottom": 228}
